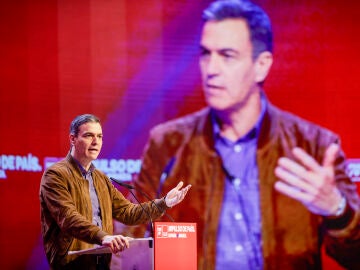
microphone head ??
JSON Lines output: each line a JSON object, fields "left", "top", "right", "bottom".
{"left": 110, "top": 177, "right": 135, "bottom": 190}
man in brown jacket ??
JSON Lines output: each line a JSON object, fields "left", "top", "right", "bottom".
{"left": 130, "top": 0, "right": 360, "bottom": 269}
{"left": 39, "top": 114, "right": 191, "bottom": 270}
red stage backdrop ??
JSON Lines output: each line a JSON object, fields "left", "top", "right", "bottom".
{"left": 0, "top": 0, "right": 359, "bottom": 269}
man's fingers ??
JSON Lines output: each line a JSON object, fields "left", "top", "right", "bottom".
{"left": 122, "top": 237, "right": 130, "bottom": 249}
{"left": 176, "top": 181, "right": 184, "bottom": 189}
{"left": 277, "top": 157, "right": 307, "bottom": 178}
{"left": 274, "top": 165, "right": 315, "bottom": 194}
{"left": 322, "top": 143, "right": 339, "bottom": 168}
{"left": 165, "top": 183, "right": 191, "bottom": 207}
{"left": 292, "top": 144, "right": 339, "bottom": 173}
{"left": 182, "top": 184, "right": 191, "bottom": 195}
{"left": 274, "top": 181, "right": 309, "bottom": 202}
{"left": 116, "top": 236, "right": 130, "bottom": 250}
{"left": 178, "top": 184, "right": 191, "bottom": 199}
{"left": 103, "top": 235, "right": 131, "bottom": 253}
{"left": 292, "top": 147, "right": 321, "bottom": 172}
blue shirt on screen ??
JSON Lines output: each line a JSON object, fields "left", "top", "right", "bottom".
{"left": 213, "top": 97, "right": 266, "bottom": 270}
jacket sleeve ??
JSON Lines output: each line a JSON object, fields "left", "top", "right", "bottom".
{"left": 322, "top": 148, "right": 360, "bottom": 268}
{"left": 108, "top": 174, "right": 169, "bottom": 226}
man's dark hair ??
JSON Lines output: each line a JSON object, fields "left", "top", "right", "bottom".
{"left": 70, "top": 114, "right": 101, "bottom": 137}
{"left": 203, "top": 0, "right": 273, "bottom": 59}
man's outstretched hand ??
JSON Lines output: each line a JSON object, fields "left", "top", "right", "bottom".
{"left": 165, "top": 181, "right": 192, "bottom": 208}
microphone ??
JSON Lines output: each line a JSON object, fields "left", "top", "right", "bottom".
{"left": 110, "top": 177, "right": 174, "bottom": 222}
{"left": 157, "top": 157, "right": 176, "bottom": 197}
{"left": 110, "top": 177, "right": 155, "bottom": 237}
{"left": 112, "top": 179, "right": 134, "bottom": 190}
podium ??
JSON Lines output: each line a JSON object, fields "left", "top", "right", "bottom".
{"left": 111, "top": 237, "right": 154, "bottom": 270}
{"left": 69, "top": 222, "right": 197, "bottom": 270}
{"left": 154, "top": 222, "right": 197, "bottom": 270}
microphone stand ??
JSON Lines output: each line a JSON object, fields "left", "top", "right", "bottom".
{"left": 110, "top": 177, "right": 155, "bottom": 237}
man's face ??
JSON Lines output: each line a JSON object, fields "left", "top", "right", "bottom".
{"left": 70, "top": 122, "right": 103, "bottom": 167}
{"left": 199, "top": 19, "right": 264, "bottom": 111}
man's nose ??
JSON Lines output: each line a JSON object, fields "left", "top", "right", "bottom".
{"left": 206, "top": 55, "right": 221, "bottom": 75}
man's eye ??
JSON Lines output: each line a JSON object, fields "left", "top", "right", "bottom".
{"left": 200, "top": 49, "right": 210, "bottom": 57}
{"left": 223, "top": 54, "right": 234, "bottom": 59}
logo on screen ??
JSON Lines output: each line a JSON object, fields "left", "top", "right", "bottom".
{"left": 0, "top": 153, "right": 42, "bottom": 179}
{"left": 346, "top": 159, "right": 360, "bottom": 182}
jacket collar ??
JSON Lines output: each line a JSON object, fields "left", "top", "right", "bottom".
{"left": 65, "top": 153, "right": 86, "bottom": 178}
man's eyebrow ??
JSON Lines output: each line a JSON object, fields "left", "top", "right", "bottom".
{"left": 199, "top": 45, "right": 239, "bottom": 55}
{"left": 218, "top": 48, "right": 239, "bottom": 55}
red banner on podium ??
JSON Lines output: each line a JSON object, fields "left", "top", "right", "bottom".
{"left": 154, "top": 222, "right": 197, "bottom": 270}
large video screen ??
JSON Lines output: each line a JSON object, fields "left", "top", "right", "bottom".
{"left": 0, "top": 1, "right": 359, "bottom": 269}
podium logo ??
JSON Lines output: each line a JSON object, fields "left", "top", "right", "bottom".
{"left": 156, "top": 225, "right": 195, "bottom": 239}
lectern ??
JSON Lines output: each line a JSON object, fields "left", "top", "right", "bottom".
{"left": 69, "top": 222, "right": 197, "bottom": 270}
{"left": 154, "top": 222, "right": 197, "bottom": 270}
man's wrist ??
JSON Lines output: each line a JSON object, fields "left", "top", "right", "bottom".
{"left": 324, "top": 196, "right": 355, "bottom": 230}
{"left": 163, "top": 195, "right": 171, "bottom": 208}
{"left": 333, "top": 196, "right": 347, "bottom": 217}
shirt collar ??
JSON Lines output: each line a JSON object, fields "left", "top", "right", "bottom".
{"left": 72, "top": 157, "right": 95, "bottom": 177}
{"left": 211, "top": 94, "right": 267, "bottom": 142}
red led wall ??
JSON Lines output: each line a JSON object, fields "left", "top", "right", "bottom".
{"left": 0, "top": 0, "right": 359, "bottom": 269}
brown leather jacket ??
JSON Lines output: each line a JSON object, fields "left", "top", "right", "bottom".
{"left": 133, "top": 103, "right": 360, "bottom": 269}
{"left": 40, "top": 154, "right": 168, "bottom": 268}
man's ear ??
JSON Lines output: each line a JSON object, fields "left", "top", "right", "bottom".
{"left": 69, "top": 134, "right": 75, "bottom": 145}
{"left": 254, "top": 51, "right": 273, "bottom": 83}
